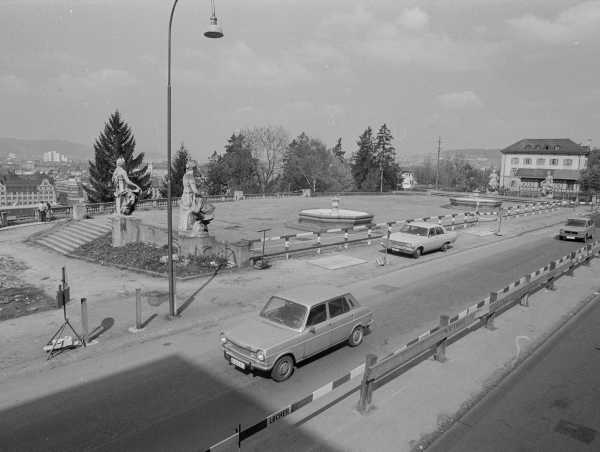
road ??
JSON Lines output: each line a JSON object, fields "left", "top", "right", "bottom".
{"left": 428, "top": 293, "right": 600, "bottom": 452}
{"left": 0, "top": 227, "right": 590, "bottom": 452}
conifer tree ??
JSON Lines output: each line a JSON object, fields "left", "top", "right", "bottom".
{"left": 351, "top": 127, "right": 375, "bottom": 190}
{"left": 332, "top": 137, "right": 345, "bottom": 161}
{"left": 374, "top": 123, "right": 399, "bottom": 191}
{"left": 160, "top": 143, "right": 190, "bottom": 197}
{"left": 84, "top": 110, "right": 150, "bottom": 202}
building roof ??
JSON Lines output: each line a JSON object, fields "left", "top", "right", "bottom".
{"left": 515, "top": 168, "right": 582, "bottom": 181}
{"left": 0, "top": 173, "right": 53, "bottom": 193}
{"left": 501, "top": 139, "right": 589, "bottom": 156}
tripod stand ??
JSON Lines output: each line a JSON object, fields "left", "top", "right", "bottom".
{"left": 45, "top": 268, "right": 86, "bottom": 359}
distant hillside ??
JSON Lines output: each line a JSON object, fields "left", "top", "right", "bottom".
{"left": 443, "top": 148, "right": 501, "bottom": 169}
{"left": 0, "top": 137, "right": 92, "bottom": 162}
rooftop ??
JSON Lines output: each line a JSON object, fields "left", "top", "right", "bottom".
{"left": 501, "top": 139, "right": 589, "bottom": 156}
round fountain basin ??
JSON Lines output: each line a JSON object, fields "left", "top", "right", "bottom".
{"left": 449, "top": 197, "right": 502, "bottom": 208}
{"left": 297, "top": 208, "right": 374, "bottom": 231}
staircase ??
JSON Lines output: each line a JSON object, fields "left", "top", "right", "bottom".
{"left": 34, "top": 218, "right": 111, "bottom": 255}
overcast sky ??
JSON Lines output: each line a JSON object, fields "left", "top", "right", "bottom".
{"left": 1, "top": 0, "right": 599, "bottom": 162}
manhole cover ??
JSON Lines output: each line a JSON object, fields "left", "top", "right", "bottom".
{"left": 554, "top": 419, "right": 596, "bottom": 444}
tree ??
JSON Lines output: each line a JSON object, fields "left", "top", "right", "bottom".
{"left": 83, "top": 110, "right": 151, "bottom": 203}
{"left": 160, "top": 143, "right": 190, "bottom": 197}
{"left": 242, "top": 125, "right": 290, "bottom": 193}
{"left": 282, "top": 133, "right": 334, "bottom": 192}
{"left": 373, "top": 124, "right": 399, "bottom": 192}
{"left": 351, "top": 127, "right": 376, "bottom": 190}
{"left": 580, "top": 149, "right": 600, "bottom": 193}
{"left": 332, "top": 137, "right": 345, "bottom": 162}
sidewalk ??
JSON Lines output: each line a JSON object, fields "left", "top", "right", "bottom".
{"left": 243, "top": 253, "right": 600, "bottom": 451}
{"left": 0, "top": 208, "right": 574, "bottom": 380}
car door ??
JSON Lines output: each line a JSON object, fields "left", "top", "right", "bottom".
{"left": 436, "top": 226, "right": 449, "bottom": 248}
{"left": 327, "top": 296, "right": 353, "bottom": 344}
{"left": 302, "top": 303, "right": 330, "bottom": 359}
{"left": 424, "top": 227, "right": 437, "bottom": 252}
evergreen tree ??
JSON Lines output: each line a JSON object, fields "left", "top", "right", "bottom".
{"left": 580, "top": 149, "right": 600, "bottom": 193}
{"left": 374, "top": 123, "right": 399, "bottom": 191}
{"left": 84, "top": 110, "right": 151, "bottom": 203}
{"left": 332, "top": 137, "right": 345, "bottom": 162}
{"left": 351, "top": 127, "right": 376, "bottom": 190}
{"left": 282, "top": 133, "right": 333, "bottom": 192}
{"left": 160, "top": 143, "right": 190, "bottom": 197}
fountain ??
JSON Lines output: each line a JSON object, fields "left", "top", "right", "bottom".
{"left": 449, "top": 193, "right": 502, "bottom": 210}
{"left": 291, "top": 197, "right": 374, "bottom": 232}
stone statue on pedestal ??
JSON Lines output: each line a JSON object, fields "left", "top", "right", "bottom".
{"left": 487, "top": 169, "right": 499, "bottom": 192}
{"left": 178, "top": 161, "right": 215, "bottom": 234}
{"left": 112, "top": 157, "right": 141, "bottom": 215}
{"left": 541, "top": 171, "right": 554, "bottom": 197}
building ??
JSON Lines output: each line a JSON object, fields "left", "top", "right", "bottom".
{"left": 0, "top": 173, "right": 56, "bottom": 207}
{"left": 400, "top": 171, "right": 417, "bottom": 190}
{"left": 499, "top": 139, "right": 589, "bottom": 192}
{"left": 43, "top": 151, "right": 68, "bottom": 163}
{"left": 54, "top": 177, "right": 84, "bottom": 203}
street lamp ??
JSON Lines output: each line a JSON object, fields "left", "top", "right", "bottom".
{"left": 167, "top": 0, "right": 223, "bottom": 318}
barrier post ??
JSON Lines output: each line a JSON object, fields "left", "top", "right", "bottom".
{"left": 135, "top": 288, "right": 142, "bottom": 330}
{"left": 80, "top": 298, "right": 88, "bottom": 342}
{"left": 284, "top": 236, "right": 290, "bottom": 260}
{"left": 357, "top": 354, "right": 378, "bottom": 414}
{"left": 451, "top": 215, "right": 456, "bottom": 231}
{"left": 434, "top": 315, "right": 449, "bottom": 362}
{"left": 546, "top": 262, "right": 557, "bottom": 290}
{"left": 566, "top": 252, "right": 576, "bottom": 276}
{"left": 584, "top": 244, "right": 592, "bottom": 265}
{"left": 520, "top": 275, "right": 531, "bottom": 307}
{"left": 367, "top": 228, "right": 372, "bottom": 245}
{"left": 486, "top": 292, "right": 498, "bottom": 329}
{"left": 344, "top": 229, "right": 349, "bottom": 249}
{"left": 316, "top": 233, "right": 321, "bottom": 254}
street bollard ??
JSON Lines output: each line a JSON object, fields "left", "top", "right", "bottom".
{"left": 367, "top": 228, "right": 372, "bottom": 245}
{"left": 357, "top": 353, "right": 378, "bottom": 414}
{"left": 520, "top": 276, "right": 531, "bottom": 307}
{"left": 434, "top": 315, "right": 449, "bottom": 362}
{"left": 136, "top": 288, "right": 142, "bottom": 330}
{"left": 451, "top": 215, "right": 456, "bottom": 230}
{"left": 284, "top": 237, "right": 290, "bottom": 260}
{"left": 316, "top": 233, "right": 321, "bottom": 254}
{"left": 81, "top": 298, "right": 89, "bottom": 342}
{"left": 344, "top": 230, "right": 349, "bottom": 249}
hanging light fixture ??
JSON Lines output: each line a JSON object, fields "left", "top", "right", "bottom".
{"left": 204, "top": 0, "right": 223, "bottom": 38}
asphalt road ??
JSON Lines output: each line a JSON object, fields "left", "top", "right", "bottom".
{"left": 0, "top": 229, "right": 589, "bottom": 452}
{"left": 428, "top": 294, "right": 600, "bottom": 452}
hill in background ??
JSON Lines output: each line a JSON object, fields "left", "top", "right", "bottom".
{"left": 0, "top": 137, "right": 92, "bottom": 162}
{"left": 398, "top": 148, "right": 501, "bottom": 170}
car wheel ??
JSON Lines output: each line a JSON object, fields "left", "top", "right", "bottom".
{"left": 348, "top": 326, "right": 364, "bottom": 347}
{"left": 271, "top": 355, "right": 294, "bottom": 382}
{"left": 441, "top": 242, "right": 450, "bottom": 252}
{"left": 413, "top": 247, "right": 423, "bottom": 259}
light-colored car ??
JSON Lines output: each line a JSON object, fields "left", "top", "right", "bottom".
{"left": 380, "top": 221, "right": 457, "bottom": 258}
{"left": 220, "top": 285, "right": 374, "bottom": 382}
{"left": 559, "top": 217, "right": 594, "bottom": 241}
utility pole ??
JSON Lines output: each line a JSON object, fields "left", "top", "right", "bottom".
{"left": 435, "top": 136, "right": 441, "bottom": 191}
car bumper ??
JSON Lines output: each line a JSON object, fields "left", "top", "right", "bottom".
{"left": 380, "top": 242, "right": 415, "bottom": 254}
{"left": 222, "top": 346, "right": 271, "bottom": 372}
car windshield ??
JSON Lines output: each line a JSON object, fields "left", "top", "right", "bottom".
{"left": 566, "top": 219, "right": 587, "bottom": 227}
{"left": 399, "top": 224, "right": 429, "bottom": 236}
{"left": 259, "top": 297, "right": 307, "bottom": 329}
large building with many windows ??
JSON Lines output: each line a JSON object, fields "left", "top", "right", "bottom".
{"left": 0, "top": 173, "right": 56, "bottom": 207}
{"left": 499, "top": 138, "right": 589, "bottom": 192}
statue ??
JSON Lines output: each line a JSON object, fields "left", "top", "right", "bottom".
{"left": 112, "top": 157, "right": 141, "bottom": 215}
{"left": 178, "top": 160, "right": 215, "bottom": 234}
{"left": 487, "top": 169, "right": 499, "bottom": 192}
{"left": 541, "top": 171, "right": 554, "bottom": 196}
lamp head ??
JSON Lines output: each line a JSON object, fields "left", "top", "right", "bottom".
{"left": 204, "top": 15, "right": 223, "bottom": 38}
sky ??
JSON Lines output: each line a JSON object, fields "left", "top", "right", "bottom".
{"left": 1, "top": 0, "right": 599, "bottom": 162}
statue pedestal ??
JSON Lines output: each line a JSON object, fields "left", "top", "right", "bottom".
{"left": 110, "top": 215, "right": 142, "bottom": 247}
{"left": 72, "top": 203, "right": 87, "bottom": 220}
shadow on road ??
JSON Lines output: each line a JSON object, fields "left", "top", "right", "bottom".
{"left": 88, "top": 317, "right": 114, "bottom": 341}
{"left": 0, "top": 354, "right": 343, "bottom": 452}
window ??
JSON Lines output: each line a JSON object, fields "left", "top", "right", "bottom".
{"left": 550, "top": 159, "right": 559, "bottom": 166}
{"left": 563, "top": 159, "right": 573, "bottom": 166}
{"left": 554, "top": 145, "right": 560, "bottom": 150}
{"left": 306, "top": 304, "right": 327, "bottom": 326}
{"left": 536, "top": 158, "right": 545, "bottom": 166}
{"left": 435, "top": 227, "right": 445, "bottom": 235}
{"left": 524, "top": 158, "right": 532, "bottom": 165}
{"left": 511, "top": 157, "right": 519, "bottom": 165}
{"left": 328, "top": 297, "right": 350, "bottom": 318}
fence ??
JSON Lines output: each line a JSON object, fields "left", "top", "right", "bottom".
{"left": 204, "top": 238, "right": 600, "bottom": 450}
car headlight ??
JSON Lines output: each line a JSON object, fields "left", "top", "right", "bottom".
{"left": 220, "top": 333, "right": 227, "bottom": 344}
{"left": 256, "top": 350, "right": 265, "bottom": 361}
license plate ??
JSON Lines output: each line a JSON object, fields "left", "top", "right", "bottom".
{"left": 230, "top": 357, "right": 246, "bottom": 369}
{"left": 566, "top": 236, "right": 575, "bottom": 240}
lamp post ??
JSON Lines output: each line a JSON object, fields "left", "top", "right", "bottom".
{"left": 167, "top": 0, "right": 223, "bottom": 318}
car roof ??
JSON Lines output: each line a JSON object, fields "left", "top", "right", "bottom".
{"left": 273, "top": 285, "right": 348, "bottom": 307}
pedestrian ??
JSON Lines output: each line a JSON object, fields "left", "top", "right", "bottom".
{"left": 46, "top": 202, "right": 52, "bottom": 221}
{"left": 38, "top": 201, "right": 46, "bottom": 222}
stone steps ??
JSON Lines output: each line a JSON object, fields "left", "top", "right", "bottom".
{"left": 34, "top": 217, "right": 111, "bottom": 255}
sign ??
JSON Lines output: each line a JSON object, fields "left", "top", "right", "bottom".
{"left": 268, "top": 407, "right": 290, "bottom": 424}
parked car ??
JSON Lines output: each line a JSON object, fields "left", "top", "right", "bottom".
{"left": 220, "top": 285, "right": 374, "bottom": 382}
{"left": 380, "top": 221, "right": 457, "bottom": 258}
{"left": 558, "top": 217, "right": 594, "bottom": 241}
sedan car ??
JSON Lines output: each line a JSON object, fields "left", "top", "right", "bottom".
{"left": 558, "top": 217, "right": 594, "bottom": 241}
{"left": 220, "top": 285, "right": 374, "bottom": 382}
{"left": 380, "top": 221, "right": 457, "bottom": 258}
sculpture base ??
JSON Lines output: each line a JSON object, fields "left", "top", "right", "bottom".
{"left": 449, "top": 197, "right": 502, "bottom": 210}
{"left": 291, "top": 208, "right": 374, "bottom": 232}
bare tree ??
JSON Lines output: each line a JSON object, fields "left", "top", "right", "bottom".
{"left": 242, "top": 125, "right": 290, "bottom": 193}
